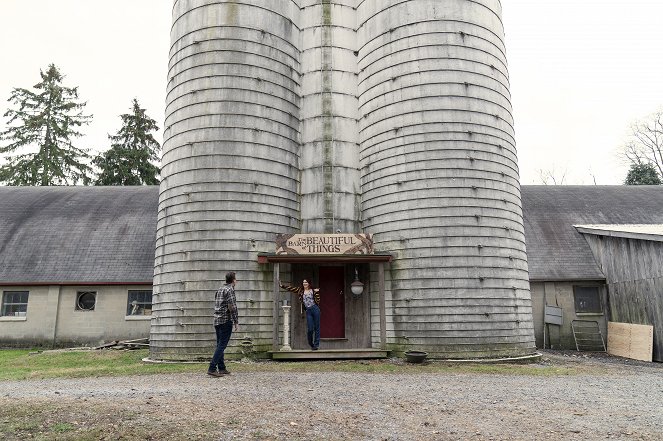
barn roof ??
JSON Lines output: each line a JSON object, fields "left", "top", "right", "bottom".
{"left": 521, "top": 185, "right": 663, "bottom": 281}
{"left": 2, "top": 185, "right": 663, "bottom": 285}
{"left": 0, "top": 186, "right": 158, "bottom": 284}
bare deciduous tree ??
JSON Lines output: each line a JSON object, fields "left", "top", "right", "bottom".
{"left": 621, "top": 109, "right": 663, "bottom": 179}
{"left": 588, "top": 167, "right": 598, "bottom": 185}
{"left": 537, "top": 166, "right": 567, "bottom": 185}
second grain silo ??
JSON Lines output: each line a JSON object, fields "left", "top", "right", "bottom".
{"left": 357, "top": 0, "right": 534, "bottom": 358}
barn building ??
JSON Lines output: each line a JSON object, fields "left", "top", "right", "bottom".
{"left": 3, "top": 185, "right": 661, "bottom": 362}
{"left": 523, "top": 185, "right": 663, "bottom": 361}
{"left": 0, "top": 187, "right": 156, "bottom": 347}
{"left": 2, "top": 1, "right": 661, "bottom": 362}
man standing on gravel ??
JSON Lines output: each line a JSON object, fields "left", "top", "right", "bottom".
{"left": 208, "top": 271, "right": 240, "bottom": 377}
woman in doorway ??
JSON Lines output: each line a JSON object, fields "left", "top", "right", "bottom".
{"left": 279, "top": 278, "right": 321, "bottom": 350}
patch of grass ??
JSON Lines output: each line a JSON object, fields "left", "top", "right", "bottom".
{"left": 0, "top": 349, "right": 589, "bottom": 381}
{"left": 0, "top": 349, "right": 205, "bottom": 381}
{"left": 52, "top": 422, "right": 75, "bottom": 433}
{"left": 227, "top": 417, "right": 241, "bottom": 426}
{"left": 0, "top": 401, "right": 41, "bottom": 432}
{"left": 252, "top": 429, "right": 268, "bottom": 439}
{"left": 229, "top": 359, "right": 583, "bottom": 376}
{"left": 443, "top": 363, "right": 578, "bottom": 376}
{"left": 0, "top": 401, "right": 44, "bottom": 439}
{"left": 3, "top": 418, "right": 40, "bottom": 435}
{"left": 0, "top": 400, "right": 169, "bottom": 441}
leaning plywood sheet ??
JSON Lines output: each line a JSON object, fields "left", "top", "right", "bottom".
{"left": 607, "top": 322, "right": 653, "bottom": 362}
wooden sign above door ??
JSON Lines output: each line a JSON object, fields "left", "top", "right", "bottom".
{"left": 276, "top": 234, "right": 373, "bottom": 255}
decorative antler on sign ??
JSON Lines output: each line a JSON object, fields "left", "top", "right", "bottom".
{"left": 343, "top": 234, "right": 373, "bottom": 254}
{"left": 275, "top": 234, "right": 298, "bottom": 255}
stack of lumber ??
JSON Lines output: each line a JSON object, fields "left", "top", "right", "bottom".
{"left": 94, "top": 338, "right": 149, "bottom": 350}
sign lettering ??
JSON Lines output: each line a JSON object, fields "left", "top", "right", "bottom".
{"left": 276, "top": 234, "right": 373, "bottom": 255}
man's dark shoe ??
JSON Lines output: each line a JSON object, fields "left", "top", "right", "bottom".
{"left": 207, "top": 370, "right": 223, "bottom": 377}
{"left": 312, "top": 347, "right": 319, "bottom": 351}
{"left": 218, "top": 369, "right": 231, "bottom": 375}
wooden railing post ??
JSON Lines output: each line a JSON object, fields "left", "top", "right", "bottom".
{"left": 273, "top": 262, "right": 280, "bottom": 351}
{"left": 379, "top": 262, "right": 386, "bottom": 350}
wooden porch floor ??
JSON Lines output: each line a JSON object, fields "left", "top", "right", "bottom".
{"left": 269, "top": 348, "right": 389, "bottom": 360}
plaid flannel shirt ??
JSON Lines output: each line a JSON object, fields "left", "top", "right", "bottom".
{"left": 213, "top": 283, "right": 239, "bottom": 326}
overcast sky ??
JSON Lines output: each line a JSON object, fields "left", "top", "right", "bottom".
{"left": 1, "top": 0, "right": 662, "bottom": 185}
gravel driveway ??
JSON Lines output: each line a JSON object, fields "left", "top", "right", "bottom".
{"left": 1, "top": 352, "right": 661, "bottom": 440}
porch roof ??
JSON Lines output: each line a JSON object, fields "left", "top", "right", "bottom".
{"left": 257, "top": 253, "right": 393, "bottom": 264}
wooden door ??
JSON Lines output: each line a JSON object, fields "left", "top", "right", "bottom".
{"left": 318, "top": 266, "right": 345, "bottom": 338}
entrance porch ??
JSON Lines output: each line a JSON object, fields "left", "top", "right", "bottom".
{"left": 257, "top": 252, "right": 392, "bottom": 359}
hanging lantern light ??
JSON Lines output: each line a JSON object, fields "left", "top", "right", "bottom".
{"left": 350, "top": 267, "right": 364, "bottom": 296}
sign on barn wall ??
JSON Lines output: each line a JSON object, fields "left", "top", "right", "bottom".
{"left": 276, "top": 234, "right": 373, "bottom": 255}
{"left": 544, "top": 305, "right": 563, "bottom": 325}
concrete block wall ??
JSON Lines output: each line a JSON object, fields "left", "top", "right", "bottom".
{"left": 55, "top": 286, "right": 152, "bottom": 346}
{"left": 0, "top": 286, "right": 53, "bottom": 346}
{"left": 0, "top": 285, "right": 152, "bottom": 347}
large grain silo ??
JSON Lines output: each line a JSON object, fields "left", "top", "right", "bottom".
{"left": 358, "top": 0, "right": 534, "bottom": 358}
{"left": 151, "top": 0, "right": 302, "bottom": 360}
{"left": 152, "top": 0, "right": 536, "bottom": 361}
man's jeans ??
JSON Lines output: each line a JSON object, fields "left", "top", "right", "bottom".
{"left": 209, "top": 320, "right": 233, "bottom": 371}
{"left": 306, "top": 304, "right": 320, "bottom": 349}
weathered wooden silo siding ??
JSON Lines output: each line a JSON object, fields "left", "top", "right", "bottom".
{"left": 153, "top": 0, "right": 536, "bottom": 360}
{"left": 358, "top": 0, "right": 535, "bottom": 358}
{"left": 300, "top": 0, "right": 361, "bottom": 233}
{"left": 152, "top": 0, "right": 302, "bottom": 360}
{"left": 582, "top": 235, "right": 663, "bottom": 361}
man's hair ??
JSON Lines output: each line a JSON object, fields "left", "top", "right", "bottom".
{"left": 225, "top": 271, "right": 236, "bottom": 284}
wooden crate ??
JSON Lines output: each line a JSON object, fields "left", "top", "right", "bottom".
{"left": 607, "top": 322, "right": 653, "bottom": 362}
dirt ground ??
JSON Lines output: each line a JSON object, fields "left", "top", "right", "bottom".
{"left": 0, "top": 350, "right": 661, "bottom": 440}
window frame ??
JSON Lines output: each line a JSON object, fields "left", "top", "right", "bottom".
{"left": 76, "top": 291, "right": 97, "bottom": 311}
{"left": 1, "top": 290, "right": 29, "bottom": 317}
{"left": 573, "top": 285, "right": 603, "bottom": 314}
{"left": 126, "top": 290, "right": 153, "bottom": 317}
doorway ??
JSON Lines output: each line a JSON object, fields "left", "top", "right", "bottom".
{"left": 318, "top": 266, "right": 345, "bottom": 338}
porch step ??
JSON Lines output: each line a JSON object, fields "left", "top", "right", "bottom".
{"left": 269, "top": 348, "right": 389, "bottom": 360}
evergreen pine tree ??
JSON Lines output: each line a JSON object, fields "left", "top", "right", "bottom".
{"left": 0, "top": 64, "right": 92, "bottom": 185}
{"left": 94, "top": 98, "right": 161, "bottom": 185}
{"left": 624, "top": 162, "right": 662, "bottom": 185}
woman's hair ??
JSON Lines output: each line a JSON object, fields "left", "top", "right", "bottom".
{"left": 301, "top": 278, "right": 314, "bottom": 289}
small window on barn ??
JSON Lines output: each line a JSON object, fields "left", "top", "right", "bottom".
{"left": 127, "top": 290, "right": 152, "bottom": 316}
{"left": 1, "top": 291, "right": 29, "bottom": 317}
{"left": 76, "top": 291, "right": 97, "bottom": 311}
{"left": 573, "top": 286, "right": 602, "bottom": 314}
